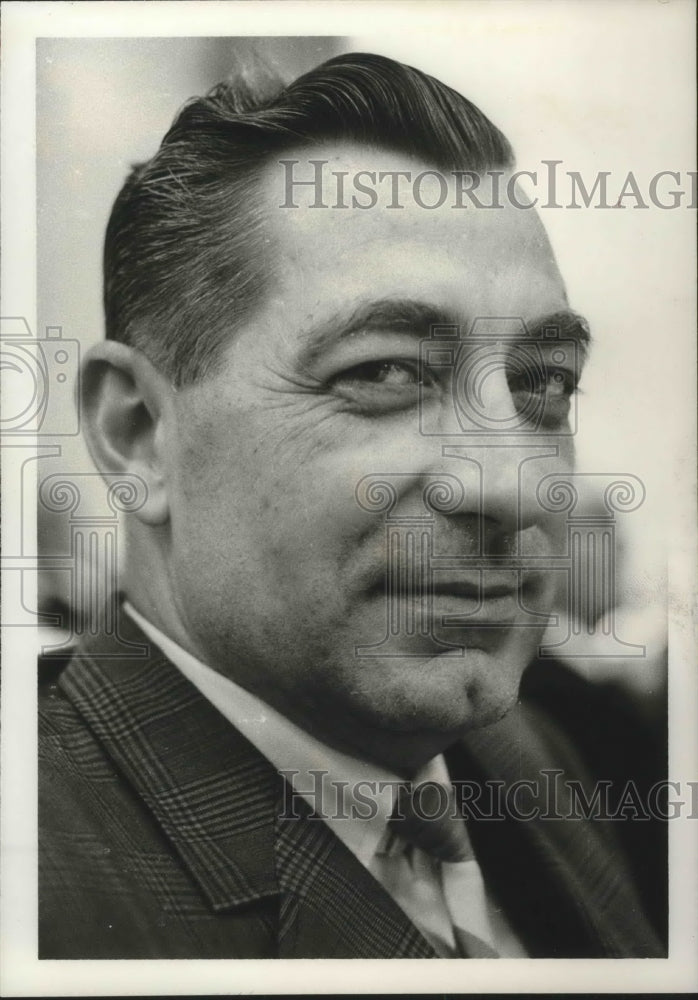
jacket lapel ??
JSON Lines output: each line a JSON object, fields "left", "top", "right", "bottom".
{"left": 59, "top": 609, "right": 436, "bottom": 958}
{"left": 273, "top": 792, "right": 434, "bottom": 958}
{"left": 448, "top": 698, "right": 665, "bottom": 958}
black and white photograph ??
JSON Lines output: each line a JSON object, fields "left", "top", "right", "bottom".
{"left": 1, "top": 0, "right": 696, "bottom": 994}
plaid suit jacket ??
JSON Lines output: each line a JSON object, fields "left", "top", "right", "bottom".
{"left": 39, "top": 610, "right": 666, "bottom": 959}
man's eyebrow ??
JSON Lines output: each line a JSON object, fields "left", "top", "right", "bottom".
{"left": 297, "top": 300, "right": 592, "bottom": 369}
{"left": 298, "top": 298, "right": 459, "bottom": 368}
{"left": 526, "top": 310, "right": 592, "bottom": 359}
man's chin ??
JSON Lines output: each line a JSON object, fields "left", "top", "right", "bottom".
{"left": 343, "top": 644, "right": 526, "bottom": 738}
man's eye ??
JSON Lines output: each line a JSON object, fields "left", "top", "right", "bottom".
{"left": 507, "top": 365, "right": 576, "bottom": 396}
{"left": 508, "top": 366, "right": 579, "bottom": 426}
{"left": 330, "top": 360, "right": 435, "bottom": 413}
{"left": 338, "top": 360, "right": 421, "bottom": 386}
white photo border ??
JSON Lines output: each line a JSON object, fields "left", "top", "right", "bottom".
{"left": 2, "top": 1, "right": 697, "bottom": 995}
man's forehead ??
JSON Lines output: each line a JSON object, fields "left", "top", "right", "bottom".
{"left": 260, "top": 139, "right": 552, "bottom": 244}
{"left": 248, "top": 140, "right": 569, "bottom": 357}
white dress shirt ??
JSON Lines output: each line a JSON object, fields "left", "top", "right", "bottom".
{"left": 124, "top": 601, "right": 526, "bottom": 957}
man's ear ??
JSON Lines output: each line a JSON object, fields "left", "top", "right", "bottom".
{"left": 80, "top": 341, "right": 173, "bottom": 525}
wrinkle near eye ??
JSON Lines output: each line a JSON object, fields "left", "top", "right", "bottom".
{"left": 253, "top": 358, "right": 325, "bottom": 393}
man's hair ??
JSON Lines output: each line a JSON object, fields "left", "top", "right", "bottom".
{"left": 104, "top": 52, "right": 514, "bottom": 385}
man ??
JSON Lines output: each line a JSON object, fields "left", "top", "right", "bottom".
{"left": 39, "top": 52, "right": 666, "bottom": 959}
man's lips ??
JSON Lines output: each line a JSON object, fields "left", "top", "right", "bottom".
{"left": 391, "top": 569, "right": 545, "bottom": 596}
{"left": 377, "top": 570, "right": 548, "bottom": 624}
{"left": 432, "top": 577, "right": 529, "bottom": 599}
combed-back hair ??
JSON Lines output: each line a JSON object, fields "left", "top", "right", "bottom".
{"left": 104, "top": 52, "right": 514, "bottom": 384}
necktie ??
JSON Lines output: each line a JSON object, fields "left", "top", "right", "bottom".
{"left": 389, "top": 780, "right": 499, "bottom": 958}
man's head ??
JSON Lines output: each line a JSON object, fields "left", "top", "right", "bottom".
{"left": 84, "top": 53, "right": 588, "bottom": 774}
{"left": 102, "top": 52, "right": 514, "bottom": 384}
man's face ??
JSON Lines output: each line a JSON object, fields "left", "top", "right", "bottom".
{"left": 165, "top": 143, "right": 582, "bottom": 769}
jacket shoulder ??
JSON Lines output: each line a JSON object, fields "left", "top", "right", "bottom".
{"left": 520, "top": 656, "right": 668, "bottom": 948}
{"left": 520, "top": 657, "right": 667, "bottom": 787}
{"left": 38, "top": 654, "right": 277, "bottom": 958}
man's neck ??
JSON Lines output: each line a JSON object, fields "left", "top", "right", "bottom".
{"left": 123, "top": 594, "right": 465, "bottom": 779}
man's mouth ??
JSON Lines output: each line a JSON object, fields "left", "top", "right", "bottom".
{"left": 383, "top": 570, "right": 548, "bottom": 626}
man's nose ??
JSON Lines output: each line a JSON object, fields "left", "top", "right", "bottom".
{"left": 457, "top": 353, "right": 519, "bottom": 428}
{"left": 433, "top": 441, "right": 553, "bottom": 545}
{"left": 425, "top": 366, "right": 560, "bottom": 542}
